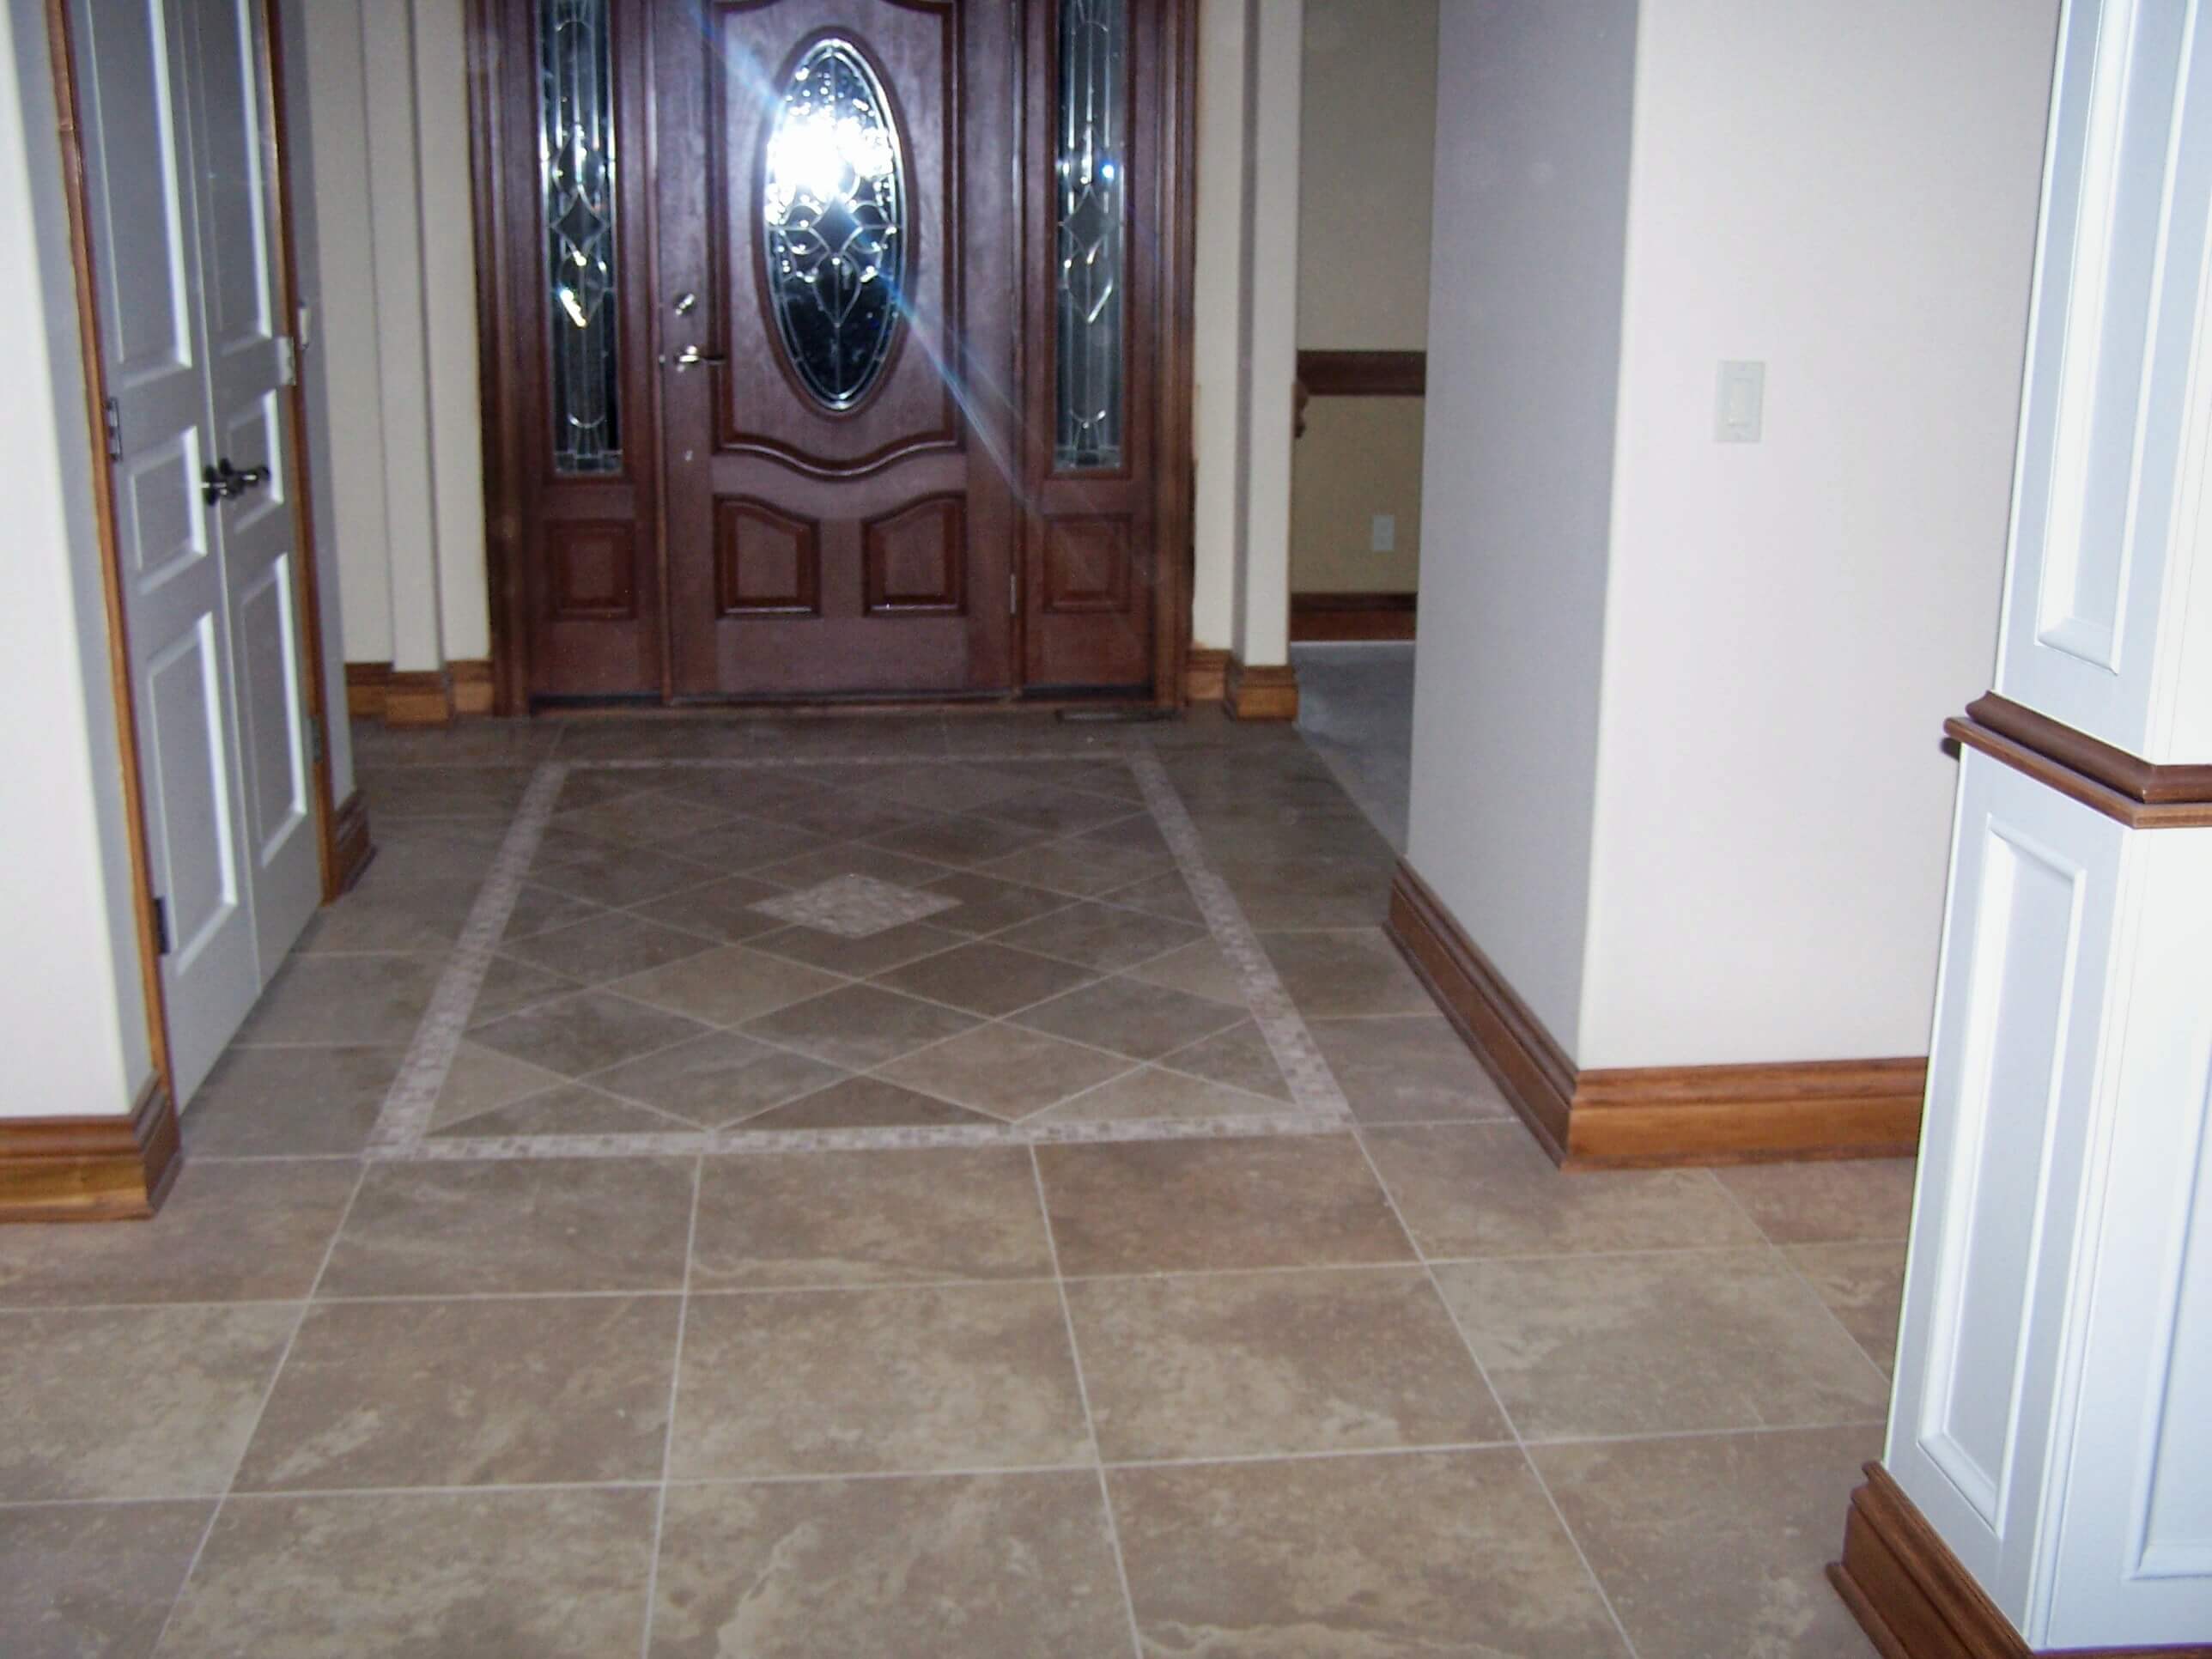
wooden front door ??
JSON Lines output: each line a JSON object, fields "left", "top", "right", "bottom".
{"left": 654, "top": 0, "right": 1018, "bottom": 697}
{"left": 485, "top": 0, "right": 1189, "bottom": 705}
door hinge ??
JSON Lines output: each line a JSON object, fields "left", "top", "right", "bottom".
{"left": 151, "top": 896, "right": 171, "bottom": 957}
{"left": 1009, "top": 571, "right": 1019, "bottom": 617}
{"left": 102, "top": 397, "right": 123, "bottom": 461}
{"left": 276, "top": 337, "right": 297, "bottom": 387}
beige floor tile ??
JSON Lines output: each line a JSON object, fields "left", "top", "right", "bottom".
{"left": 1158, "top": 1019, "right": 1295, "bottom": 1100}
{"left": 625, "top": 873, "right": 790, "bottom": 944}
{"left": 1103, "top": 868, "right": 1206, "bottom": 926}
{"left": 1123, "top": 936, "right": 1249, "bottom": 1006}
{"left": 553, "top": 792, "right": 734, "bottom": 848}
{"left": 586, "top": 1030, "right": 847, "bottom": 1127}
{"left": 1068, "top": 1267, "right": 1507, "bottom": 1460}
{"left": 648, "top": 1473, "right": 1131, "bottom": 1659}
{"left": 871, "top": 939, "right": 1099, "bottom": 1016}
{"left": 0, "top": 1305, "right": 299, "bottom": 1499}
{"left": 1434, "top": 1249, "right": 1892, "bottom": 1440}
{"left": 1077, "top": 811, "right": 1173, "bottom": 856}
{"left": 981, "top": 840, "right": 1170, "bottom": 898}
{"left": 740, "top": 984, "right": 981, "bottom": 1069}
{"left": 361, "top": 764, "right": 536, "bottom": 819}
{"left": 1038, "top": 1136, "right": 1414, "bottom": 1274}
{"left": 1261, "top": 928, "right": 1433, "bottom": 1018}
{"left": 428, "top": 1040, "right": 572, "bottom": 1129}
{"left": 1787, "top": 1240, "right": 1909, "bottom": 1374}
{"left": 870, "top": 814, "right": 1051, "bottom": 868}
{"left": 656, "top": 819, "right": 828, "bottom": 872}
{"left": 158, "top": 1488, "right": 657, "bottom": 1657}
{"left": 296, "top": 872, "right": 477, "bottom": 955}
{"left": 319, "top": 1158, "right": 695, "bottom": 1296}
{"left": 739, "top": 1076, "right": 1000, "bottom": 1129}
{"left": 427, "top": 1083, "right": 685, "bottom": 1139}
{"left": 494, "top": 910, "right": 718, "bottom": 986}
{"left": 1030, "top": 1066, "right": 1280, "bottom": 1124}
{"left": 1719, "top": 1159, "right": 1919, "bottom": 1243}
{"left": 607, "top": 946, "right": 844, "bottom": 1030}
{"left": 0, "top": 1160, "right": 357, "bottom": 1306}
{"left": 690, "top": 1146, "right": 1054, "bottom": 1287}
{"left": 235, "top": 1295, "right": 678, "bottom": 1491}
{"left": 1533, "top": 1425, "right": 1883, "bottom": 1659}
{"left": 1110, "top": 1449, "right": 1628, "bottom": 1656}
{"left": 980, "top": 783, "right": 1142, "bottom": 835}
{"left": 1220, "top": 856, "right": 1394, "bottom": 929}
{"left": 500, "top": 881, "right": 604, "bottom": 943}
{"left": 1365, "top": 1123, "right": 1765, "bottom": 1257}
{"left": 918, "top": 868, "right": 1079, "bottom": 934}
{"left": 465, "top": 955, "right": 580, "bottom": 1024}
{"left": 745, "top": 917, "right": 966, "bottom": 975}
{"left": 750, "top": 842, "right": 957, "bottom": 892}
{"left": 671, "top": 1282, "right": 1089, "bottom": 1477}
{"left": 1013, "top": 976, "right": 1245, "bottom": 1061}
{"left": 874, "top": 1022, "right": 1133, "bottom": 1120}
{"left": 532, "top": 842, "right": 720, "bottom": 908}
{"left": 183, "top": 1044, "right": 401, "bottom": 1156}
{"left": 362, "top": 821, "right": 507, "bottom": 887}
{"left": 468, "top": 988, "right": 714, "bottom": 1077}
{"left": 1310, "top": 1014, "right": 1513, "bottom": 1124}
{"left": 0, "top": 1499, "right": 213, "bottom": 1659}
{"left": 234, "top": 952, "right": 447, "bottom": 1046}
{"left": 994, "top": 900, "right": 1206, "bottom": 972}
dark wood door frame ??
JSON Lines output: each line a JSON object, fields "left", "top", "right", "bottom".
{"left": 466, "top": 0, "right": 1195, "bottom": 714}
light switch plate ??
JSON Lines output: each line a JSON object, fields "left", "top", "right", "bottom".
{"left": 1371, "top": 514, "right": 1396, "bottom": 553}
{"left": 1717, "top": 360, "right": 1765, "bottom": 442}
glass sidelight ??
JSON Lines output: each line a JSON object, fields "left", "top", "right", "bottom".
{"left": 1054, "top": 0, "right": 1127, "bottom": 470}
{"left": 541, "top": 0, "right": 622, "bottom": 474}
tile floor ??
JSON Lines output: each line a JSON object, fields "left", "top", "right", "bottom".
{"left": 0, "top": 709, "right": 1906, "bottom": 1656}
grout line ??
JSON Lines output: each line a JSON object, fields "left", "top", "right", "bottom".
{"left": 635, "top": 1157, "right": 704, "bottom": 1659}
{"left": 1710, "top": 1176, "right": 1905, "bottom": 1392}
{"left": 1339, "top": 1121, "right": 1646, "bottom": 1659}
{"left": 146, "top": 1158, "right": 374, "bottom": 1654}
{"left": 1028, "top": 1146, "right": 1147, "bottom": 1659}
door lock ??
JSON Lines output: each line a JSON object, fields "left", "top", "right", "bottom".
{"left": 200, "top": 458, "right": 270, "bottom": 506}
{"left": 666, "top": 344, "right": 727, "bottom": 371}
{"left": 672, "top": 291, "right": 697, "bottom": 314}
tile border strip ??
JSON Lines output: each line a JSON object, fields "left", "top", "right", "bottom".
{"left": 365, "top": 744, "right": 1350, "bottom": 1158}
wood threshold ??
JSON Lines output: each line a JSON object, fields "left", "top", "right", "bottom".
{"left": 1387, "top": 861, "right": 1923, "bottom": 1168}
{"left": 1832, "top": 1463, "right": 2211, "bottom": 1659}
{"left": 0, "top": 1077, "right": 181, "bottom": 1224}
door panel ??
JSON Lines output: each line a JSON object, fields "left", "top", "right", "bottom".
{"left": 142, "top": 619, "right": 242, "bottom": 971}
{"left": 654, "top": 0, "right": 1018, "bottom": 697}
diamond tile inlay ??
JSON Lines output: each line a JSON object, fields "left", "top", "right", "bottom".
{"left": 748, "top": 874, "right": 962, "bottom": 939}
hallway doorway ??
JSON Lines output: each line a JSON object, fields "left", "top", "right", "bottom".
{"left": 472, "top": 0, "right": 1194, "bottom": 708}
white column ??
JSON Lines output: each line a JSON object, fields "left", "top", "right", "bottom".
{"left": 1881, "top": 1, "right": 2212, "bottom": 1647}
{"left": 1188, "top": 0, "right": 1248, "bottom": 652}
{"left": 360, "top": 0, "right": 444, "bottom": 676}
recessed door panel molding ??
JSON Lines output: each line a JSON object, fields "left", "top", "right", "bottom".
{"left": 547, "top": 520, "right": 641, "bottom": 620}
{"left": 862, "top": 495, "right": 965, "bottom": 614}
{"left": 715, "top": 498, "right": 822, "bottom": 617}
{"left": 235, "top": 556, "right": 311, "bottom": 871}
{"left": 1041, "top": 514, "right": 1133, "bottom": 615}
{"left": 1996, "top": 0, "right": 2212, "bottom": 763}
{"left": 188, "top": 0, "right": 278, "bottom": 355}
{"left": 143, "top": 619, "right": 241, "bottom": 970}
{"left": 123, "top": 433, "right": 210, "bottom": 587}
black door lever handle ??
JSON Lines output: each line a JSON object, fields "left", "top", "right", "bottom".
{"left": 200, "top": 458, "right": 270, "bottom": 506}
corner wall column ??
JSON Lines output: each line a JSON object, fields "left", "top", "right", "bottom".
{"left": 1834, "top": 3, "right": 2212, "bottom": 1652}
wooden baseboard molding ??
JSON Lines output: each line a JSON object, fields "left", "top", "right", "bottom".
{"left": 1184, "top": 646, "right": 1231, "bottom": 706}
{"left": 345, "top": 660, "right": 495, "bottom": 726}
{"left": 1832, "top": 1464, "right": 2210, "bottom": 1659}
{"left": 331, "top": 787, "right": 374, "bottom": 895}
{"left": 1387, "top": 860, "right": 1924, "bottom": 1168}
{"left": 1290, "top": 592, "right": 1417, "bottom": 642}
{"left": 0, "top": 1077, "right": 181, "bottom": 1223}
{"left": 1295, "top": 349, "right": 1427, "bottom": 398}
{"left": 1225, "top": 659, "right": 1300, "bottom": 722}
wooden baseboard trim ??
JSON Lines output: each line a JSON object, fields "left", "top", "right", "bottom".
{"left": 1225, "top": 659, "right": 1299, "bottom": 722}
{"left": 1295, "top": 349, "right": 1427, "bottom": 398}
{"left": 1290, "top": 592, "right": 1417, "bottom": 642}
{"left": 1832, "top": 1463, "right": 2209, "bottom": 1659}
{"left": 1387, "top": 860, "right": 1924, "bottom": 1168}
{"left": 331, "top": 787, "right": 374, "bottom": 894}
{"left": 0, "top": 1077, "right": 181, "bottom": 1224}
{"left": 346, "top": 660, "right": 495, "bottom": 726}
{"left": 1184, "top": 646, "right": 1231, "bottom": 705}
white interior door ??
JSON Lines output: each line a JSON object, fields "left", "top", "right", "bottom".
{"left": 70, "top": 0, "right": 319, "bottom": 1102}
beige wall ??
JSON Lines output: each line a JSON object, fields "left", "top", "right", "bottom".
{"left": 1291, "top": 0, "right": 1435, "bottom": 598}
{"left": 1289, "top": 398, "right": 1425, "bottom": 592}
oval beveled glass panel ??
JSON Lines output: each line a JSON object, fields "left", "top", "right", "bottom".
{"left": 763, "top": 39, "right": 907, "bottom": 410}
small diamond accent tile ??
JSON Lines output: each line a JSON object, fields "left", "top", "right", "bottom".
{"left": 749, "top": 874, "right": 962, "bottom": 939}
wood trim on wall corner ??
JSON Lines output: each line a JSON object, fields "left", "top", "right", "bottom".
{"left": 331, "top": 789, "right": 374, "bottom": 895}
{"left": 1224, "top": 659, "right": 1300, "bottom": 722}
{"left": 346, "top": 661, "right": 495, "bottom": 726}
{"left": 1951, "top": 695, "right": 2212, "bottom": 830}
{"left": 1830, "top": 1463, "right": 2211, "bottom": 1659}
{"left": 0, "top": 1077, "right": 181, "bottom": 1224}
{"left": 1183, "top": 646, "right": 1231, "bottom": 706}
{"left": 1295, "top": 349, "right": 1427, "bottom": 398}
{"left": 1388, "top": 860, "right": 1925, "bottom": 1168}
{"left": 1290, "top": 592, "right": 1417, "bottom": 642}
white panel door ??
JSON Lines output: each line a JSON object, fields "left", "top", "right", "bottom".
{"left": 182, "top": 0, "right": 319, "bottom": 972}
{"left": 70, "top": 0, "right": 319, "bottom": 1102}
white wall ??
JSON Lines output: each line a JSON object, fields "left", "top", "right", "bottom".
{"left": 1189, "top": 0, "right": 1248, "bottom": 652}
{"left": 0, "top": 1, "right": 154, "bottom": 1117}
{"left": 1407, "top": 0, "right": 1638, "bottom": 1048}
{"left": 1575, "top": 0, "right": 2057, "bottom": 1067}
